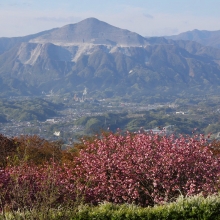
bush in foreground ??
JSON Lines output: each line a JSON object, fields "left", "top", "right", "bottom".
{"left": 0, "top": 163, "right": 77, "bottom": 213}
{"left": 74, "top": 132, "right": 220, "bottom": 206}
{"left": 0, "top": 132, "right": 220, "bottom": 213}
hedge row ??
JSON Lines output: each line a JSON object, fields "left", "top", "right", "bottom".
{"left": 3, "top": 194, "right": 220, "bottom": 220}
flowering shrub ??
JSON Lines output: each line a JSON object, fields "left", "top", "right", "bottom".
{"left": 0, "top": 169, "right": 11, "bottom": 211}
{"left": 74, "top": 132, "right": 220, "bottom": 206}
{"left": 0, "top": 163, "right": 77, "bottom": 211}
{"left": 0, "top": 132, "right": 220, "bottom": 211}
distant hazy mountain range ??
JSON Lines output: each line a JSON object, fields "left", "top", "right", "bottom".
{"left": 165, "top": 29, "right": 220, "bottom": 49}
{"left": 0, "top": 17, "right": 220, "bottom": 100}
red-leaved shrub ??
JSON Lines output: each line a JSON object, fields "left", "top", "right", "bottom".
{"left": 74, "top": 132, "right": 220, "bottom": 206}
{"left": 0, "top": 163, "right": 76, "bottom": 211}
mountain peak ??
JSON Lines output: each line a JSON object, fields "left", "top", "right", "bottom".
{"left": 29, "top": 17, "right": 148, "bottom": 46}
{"left": 165, "top": 29, "right": 220, "bottom": 48}
{"left": 78, "top": 17, "right": 103, "bottom": 23}
{"left": 63, "top": 17, "right": 105, "bottom": 29}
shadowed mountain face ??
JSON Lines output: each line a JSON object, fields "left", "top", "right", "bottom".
{"left": 165, "top": 29, "right": 220, "bottom": 49}
{"left": 0, "top": 18, "right": 220, "bottom": 100}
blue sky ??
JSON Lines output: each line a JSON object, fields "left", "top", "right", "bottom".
{"left": 0, "top": 0, "right": 220, "bottom": 37}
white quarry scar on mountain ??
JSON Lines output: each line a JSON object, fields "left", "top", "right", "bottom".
{"left": 17, "top": 43, "right": 45, "bottom": 65}
{"left": 17, "top": 41, "right": 144, "bottom": 65}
